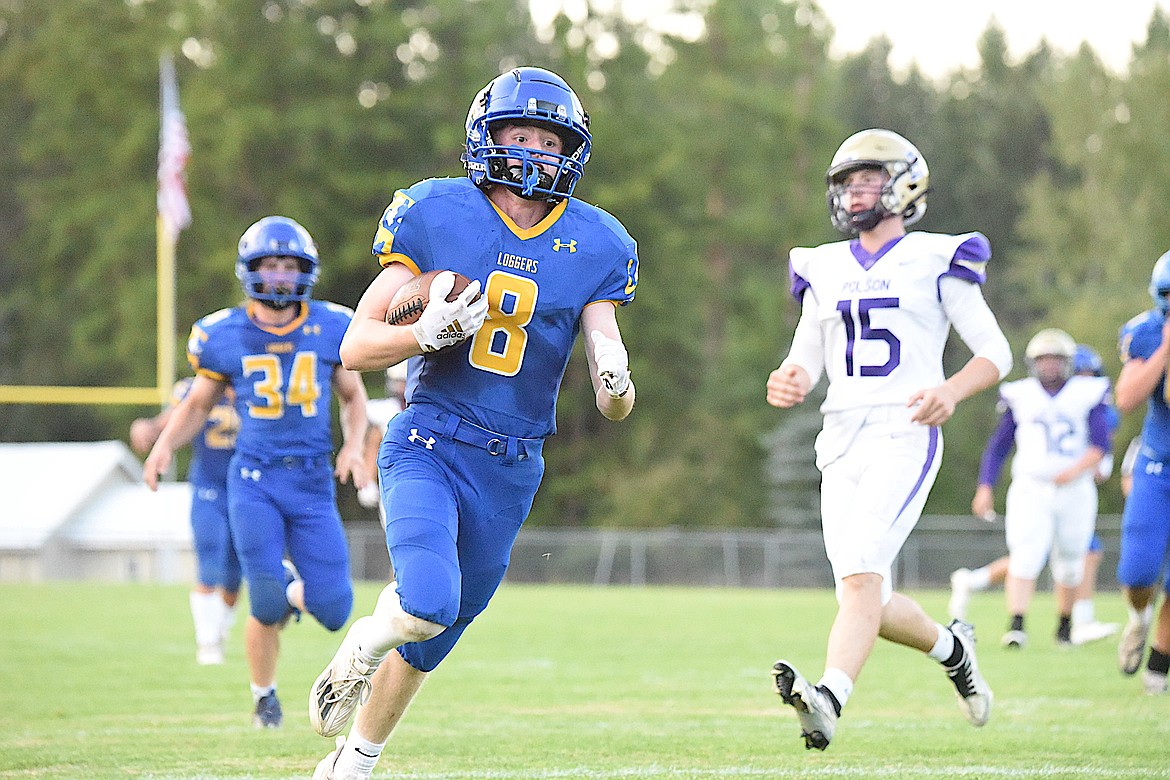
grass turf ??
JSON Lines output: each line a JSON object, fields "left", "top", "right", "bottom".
{"left": 1, "top": 581, "right": 1166, "bottom": 779}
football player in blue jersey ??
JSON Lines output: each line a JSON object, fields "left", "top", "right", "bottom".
{"left": 143, "top": 216, "right": 371, "bottom": 728}
{"left": 1115, "top": 250, "right": 1170, "bottom": 694}
{"left": 131, "top": 378, "right": 242, "bottom": 665}
{"left": 308, "top": 67, "right": 637, "bottom": 780}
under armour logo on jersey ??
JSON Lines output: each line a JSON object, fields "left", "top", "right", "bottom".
{"left": 407, "top": 429, "right": 435, "bottom": 449}
{"left": 553, "top": 238, "right": 577, "bottom": 253}
{"left": 239, "top": 467, "right": 262, "bottom": 481}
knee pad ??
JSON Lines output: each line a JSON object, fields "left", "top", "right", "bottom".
{"left": 305, "top": 579, "right": 354, "bottom": 632}
{"left": 1050, "top": 554, "right": 1084, "bottom": 588}
{"left": 398, "top": 614, "right": 473, "bottom": 672}
{"left": 249, "top": 572, "right": 291, "bottom": 626}
{"left": 391, "top": 546, "right": 462, "bottom": 627}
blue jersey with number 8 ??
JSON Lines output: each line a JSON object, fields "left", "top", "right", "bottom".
{"left": 372, "top": 177, "right": 638, "bottom": 439}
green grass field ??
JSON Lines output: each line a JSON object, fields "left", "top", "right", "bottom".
{"left": 1, "top": 581, "right": 1167, "bottom": 779}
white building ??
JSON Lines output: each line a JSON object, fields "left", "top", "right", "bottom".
{"left": 0, "top": 441, "right": 195, "bottom": 582}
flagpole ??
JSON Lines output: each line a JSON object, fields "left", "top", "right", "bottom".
{"left": 156, "top": 210, "right": 176, "bottom": 403}
{"left": 157, "top": 52, "right": 191, "bottom": 404}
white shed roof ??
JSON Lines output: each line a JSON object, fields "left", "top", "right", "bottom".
{"left": 63, "top": 482, "right": 193, "bottom": 548}
{"left": 0, "top": 440, "right": 186, "bottom": 550}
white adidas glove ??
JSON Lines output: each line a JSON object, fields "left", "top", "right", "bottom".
{"left": 590, "top": 330, "right": 630, "bottom": 398}
{"left": 411, "top": 272, "right": 488, "bottom": 353}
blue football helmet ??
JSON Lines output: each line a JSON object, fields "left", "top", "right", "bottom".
{"left": 1073, "top": 344, "right": 1104, "bottom": 376}
{"left": 1150, "top": 249, "right": 1170, "bottom": 315}
{"left": 462, "top": 67, "right": 591, "bottom": 202}
{"left": 235, "top": 216, "right": 319, "bottom": 308}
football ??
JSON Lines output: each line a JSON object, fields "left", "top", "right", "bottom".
{"left": 386, "top": 270, "right": 476, "bottom": 325}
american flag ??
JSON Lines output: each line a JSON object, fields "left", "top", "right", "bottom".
{"left": 158, "top": 54, "right": 191, "bottom": 241}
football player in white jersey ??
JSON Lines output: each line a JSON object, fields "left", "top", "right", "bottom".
{"left": 970, "top": 328, "right": 1112, "bottom": 649}
{"left": 950, "top": 342, "right": 1120, "bottom": 646}
{"left": 355, "top": 362, "right": 408, "bottom": 524}
{"left": 766, "top": 128, "right": 1012, "bottom": 750}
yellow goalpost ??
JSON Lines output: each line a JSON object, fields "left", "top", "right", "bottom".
{"left": 0, "top": 54, "right": 185, "bottom": 410}
{"left": 0, "top": 213, "right": 176, "bottom": 407}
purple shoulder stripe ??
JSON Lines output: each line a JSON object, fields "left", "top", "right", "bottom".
{"left": 790, "top": 265, "right": 810, "bottom": 304}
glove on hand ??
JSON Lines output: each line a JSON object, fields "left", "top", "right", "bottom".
{"left": 590, "top": 330, "right": 630, "bottom": 398}
{"left": 411, "top": 272, "right": 488, "bottom": 353}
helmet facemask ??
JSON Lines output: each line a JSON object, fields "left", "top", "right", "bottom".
{"left": 242, "top": 257, "right": 317, "bottom": 310}
{"left": 235, "top": 216, "right": 320, "bottom": 309}
{"left": 463, "top": 68, "right": 591, "bottom": 202}
{"left": 480, "top": 120, "right": 583, "bottom": 201}
{"left": 1025, "top": 328, "right": 1076, "bottom": 388}
{"left": 1150, "top": 250, "right": 1170, "bottom": 316}
{"left": 825, "top": 129, "right": 929, "bottom": 235}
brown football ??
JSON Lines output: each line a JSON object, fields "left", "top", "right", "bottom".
{"left": 386, "top": 270, "right": 475, "bottom": 325}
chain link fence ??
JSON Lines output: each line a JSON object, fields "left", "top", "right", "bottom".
{"left": 346, "top": 514, "right": 1123, "bottom": 590}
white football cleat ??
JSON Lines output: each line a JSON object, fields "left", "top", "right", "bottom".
{"left": 1119, "top": 615, "right": 1151, "bottom": 675}
{"left": 948, "top": 568, "right": 973, "bottom": 621}
{"left": 313, "top": 736, "right": 348, "bottom": 780}
{"left": 196, "top": 642, "right": 225, "bottom": 665}
{"left": 1143, "top": 669, "right": 1168, "bottom": 696}
{"left": 1000, "top": 629, "right": 1028, "bottom": 649}
{"left": 1070, "top": 621, "right": 1119, "bottom": 646}
{"left": 945, "top": 620, "right": 992, "bottom": 727}
{"left": 310, "top": 617, "right": 381, "bottom": 738}
{"left": 771, "top": 660, "right": 837, "bottom": 751}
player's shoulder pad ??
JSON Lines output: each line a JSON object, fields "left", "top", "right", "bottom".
{"left": 319, "top": 300, "right": 356, "bottom": 318}
{"left": 568, "top": 198, "right": 637, "bottom": 250}
{"left": 196, "top": 306, "right": 236, "bottom": 330}
{"left": 402, "top": 176, "right": 475, "bottom": 203}
{"left": 168, "top": 377, "right": 194, "bottom": 408}
{"left": 789, "top": 241, "right": 848, "bottom": 276}
{"left": 1121, "top": 309, "right": 1160, "bottom": 336}
{"left": 913, "top": 230, "right": 991, "bottom": 282}
{"left": 1067, "top": 374, "right": 1111, "bottom": 403}
{"left": 998, "top": 376, "right": 1030, "bottom": 401}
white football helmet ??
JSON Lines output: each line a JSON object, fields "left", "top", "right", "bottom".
{"left": 826, "top": 129, "right": 929, "bottom": 235}
{"left": 1025, "top": 327, "right": 1076, "bottom": 380}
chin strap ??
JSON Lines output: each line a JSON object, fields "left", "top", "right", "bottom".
{"left": 848, "top": 207, "right": 886, "bottom": 233}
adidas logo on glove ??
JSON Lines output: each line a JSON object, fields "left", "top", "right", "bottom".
{"left": 436, "top": 321, "right": 466, "bottom": 343}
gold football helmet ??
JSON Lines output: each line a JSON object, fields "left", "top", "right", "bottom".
{"left": 826, "top": 129, "right": 929, "bottom": 234}
{"left": 1025, "top": 327, "right": 1076, "bottom": 380}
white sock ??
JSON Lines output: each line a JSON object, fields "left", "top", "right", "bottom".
{"left": 190, "top": 590, "right": 226, "bottom": 647}
{"left": 220, "top": 601, "right": 238, "bottom": 640}
{"left": 927, "top": 622, "right": 956, "bottom": 662}
{"left": 1129, "top": 604, "right": 1154, "bottom": 624}
{"left": 817, "top": 667, "right": 853, "bottom": 710}
{"left": 968, "top": 567, "right": 992, "bottom": 591}
{"left": 250, "top": 683, "right": 275, "bottom": 703}
{"left": 1071, "top": 599, "right": 1094, "bottom": 627}
{"left": 336, "top": 731, "right": 386, "bottom": 778}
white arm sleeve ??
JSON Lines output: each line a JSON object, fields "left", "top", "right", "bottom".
{"left": 780, "top": 292, "right": 825, "bottom": 387}
{"left": 940, "top": 276, "right": 1013, "bottom": 380}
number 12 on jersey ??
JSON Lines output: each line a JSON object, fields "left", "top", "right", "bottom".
{"left": 836, "top": 297, "right": 901, "bottom": 377}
